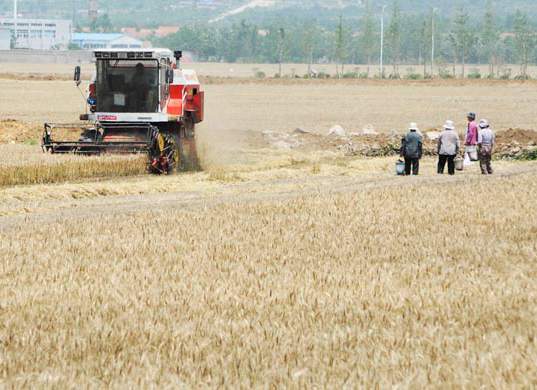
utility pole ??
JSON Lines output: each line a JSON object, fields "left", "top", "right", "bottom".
{"left": 431, "top": 8, "right": 437, "bottom": 76}
{"left": 380, "top": 5, "right": 386, "bottom": 78}
{"left": 13, "top": 0, "right": 17, "bottom": 48}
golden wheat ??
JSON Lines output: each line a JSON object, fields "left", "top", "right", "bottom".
{"left": 2, "top": 69, "right": 537, "bottom": 387}
{"left": 0, "top": 145, "right": 147, "bottom": 187}
{"left": 1, "top": 168, "right": 536, "bottom": 387}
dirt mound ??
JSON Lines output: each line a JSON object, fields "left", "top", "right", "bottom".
{"left": 0, "top": 120, "right": 41, "bottom": 144}
{"left": 262, "top": 128, "right": 537, "bottom": 160}
{"left": 495, "top": 129, "right": 537, "bottom": 159}
{"left": 497, "top": 128, "right": 537, "bottom": 144}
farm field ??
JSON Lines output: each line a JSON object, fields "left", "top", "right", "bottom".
{"left": 3, "top": 61, "right": 537, "bottom": 79}
{"left": 2, "top": 77, "right": 537, "bottom": 139}
{"left": 1, "top": 72, "right": 537, "bottom": 386}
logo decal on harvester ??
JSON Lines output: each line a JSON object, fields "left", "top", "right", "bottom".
{"left": 97, "top": 115, "right": 118, "bottom": 121}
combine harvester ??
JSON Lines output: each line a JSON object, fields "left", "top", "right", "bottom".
{"left": 42, "top": 49, "right": 204, "bottom": 173}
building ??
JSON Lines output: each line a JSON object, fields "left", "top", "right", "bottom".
{"left": 0, "top": 18, "right": 72, "bottom": 50}
{"left": 71, "top": 33, "right": 144, "bottom": 50}
{"left": 0, "top": 28, "right": 10, "bottom": 50}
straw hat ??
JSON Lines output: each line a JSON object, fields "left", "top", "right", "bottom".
{"left": 443, "top": 120, "right": 455, "bottom": 130}
{"left": 409, "top": 122, "right": 419, "bottom": 131}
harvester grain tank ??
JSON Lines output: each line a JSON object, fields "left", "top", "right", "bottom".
{"left": 42, "top": 49, "right": 204, "bottom": 173}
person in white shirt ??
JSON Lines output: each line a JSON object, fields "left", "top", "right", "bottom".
{"left": 437, "top": 120, "right": 461, "bottom": 175}
{"left": 477, "top": 119, "right": 495, "bottom": 175}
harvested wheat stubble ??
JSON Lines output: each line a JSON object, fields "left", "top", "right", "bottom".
{"left": 5, "top": 79, "right": 537, "bottom": 134}
{"left": 1, "top": 171, "right": 537, "bottom": 387}
{"left": 0, "top": 120, "right": 41, "bottom": 143}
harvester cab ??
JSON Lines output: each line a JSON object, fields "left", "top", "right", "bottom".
{"left": 42, "top": 48, "right": 204, "bottom": 173}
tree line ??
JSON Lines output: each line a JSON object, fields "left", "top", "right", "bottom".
{"left": 152, "top": 0, "right": 537, "bottom": 79}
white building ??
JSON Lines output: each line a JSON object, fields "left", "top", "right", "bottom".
{"left": 0, "top": 28, "right": 10, "bottom": 50}
{"left": 71, "top": 33, "right": 144, "bottom": 50}
{"left": 0, "top": 18, "right": 72, "bottom": 50}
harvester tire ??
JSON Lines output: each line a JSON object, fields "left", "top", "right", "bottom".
{"left": 148, "top": 130, "right": 177, "bottom": 175}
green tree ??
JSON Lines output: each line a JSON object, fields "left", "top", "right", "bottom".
{"left": 335, "top": 15, "right": 347, "bottom": 77}
{"left": 481, "top": 0, "right": 500, "bottom": 75}
{"left": 359, "top": 0, "right": 375, "bottom": 76}
{"left": 387, "top": 1, "right": 402, "bottom": 77}
{"left": 98, "top": 14, "right": 113, "bottom": 32}
{"left": 277, "top": 27, "right": 286, "bottom": 77}
{"left": 513, "top": 9, "right": 534, "bottom": 78}
{"left": 451, "top": 6, "right": 477, "bottom": 78}
{"left": 90, "top": 13, "right": 113, "bottom": 32}
{"left": 302, "top": 22, "right": 315, "bottom": 76}
{"left": 419, "top": 17, "right": 430, "bottom": 77}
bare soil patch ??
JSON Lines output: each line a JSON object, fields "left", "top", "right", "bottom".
{"left": 260, "top": 127, "right": 537, "bottom": 160}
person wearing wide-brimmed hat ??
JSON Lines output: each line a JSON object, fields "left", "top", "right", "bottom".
{"left": 437, "top": 120, "right": 460, "bottom": 175}
{"left": 477, "top": 119, "right": 495, "bottom": 174}
{"left": 400, "top": 122, "right": 423, "bottom": 175}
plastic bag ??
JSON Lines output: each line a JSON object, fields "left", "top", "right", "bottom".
{"left": 463, "top": 153, "right": 472, "bottom": 166}
{"left": 466, "top": 145, "right": 478, "bottom": 161}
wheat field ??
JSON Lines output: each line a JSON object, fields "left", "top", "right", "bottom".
{"left": 4, "top": 61, "right": 537, "bottom": 79}
{"left": 2, "top": 78, "right": 537, "bottom": 131}
{"left": 1, "top": 72, "right": 537, "bottom": 386}
{"left": 0, "top": 145, "right": 147, "bottom": 187}
{"left": 1, "top": 165, "right": 537, "bottom": 387}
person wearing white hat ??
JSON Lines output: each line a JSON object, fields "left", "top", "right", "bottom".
{"left": 477, "top": 119, "right": 495, "bottom": 174}
{"left": 437, "top": 120, "right": 460, "bottom": 175}
{"left": 400, "top": 122, "right": 423, "bottom": 175}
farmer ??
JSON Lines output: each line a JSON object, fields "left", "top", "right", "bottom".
{"left": 131, "top": 63, "right": 150, "bottom": 111}
{"left": 477, "top": 119, "right": 495, "bottom": 174}
{"left": 465, "top": 112, "right": 479, "bottom": 161}
{"left": 400, "top": 122, "right": 423, "bottom": 175}
{"left": 437, "top": 120, "right": 460, "bottom": 175}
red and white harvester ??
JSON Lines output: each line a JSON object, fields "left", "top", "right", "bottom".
{"left": 42, "top": 49, "right": 204, "bottom": 173}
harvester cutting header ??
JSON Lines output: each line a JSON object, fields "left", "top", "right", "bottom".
{"left": 42, "top": 48, "right": 204, "bottom": 173}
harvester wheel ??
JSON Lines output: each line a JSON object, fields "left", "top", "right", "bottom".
{"left": 164, "top": 124, "right": 201, "bottom": 172}
{"left": 148, "top": 130, "right": 177, "bottom": 175}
